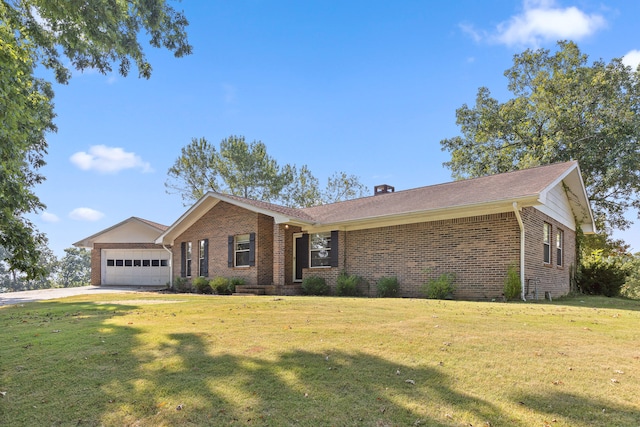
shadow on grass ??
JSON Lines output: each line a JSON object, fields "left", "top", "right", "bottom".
{"left": 511, "top": 390, "right": 640, "bottom": 426}
{"left": 548, "top": 295, "right": 640, "bottom": 312}
{"left": 96, "top": 331, "right": 508, "bottom": 426}
{"left": 0, "top": 300, "right": 508, "bottom": 426}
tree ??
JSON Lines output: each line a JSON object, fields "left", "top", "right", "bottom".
{"left": 217, "top": 136, "right": 291, "bottom": 201}
{"left": 166, "top": 136, "right": 292, "bottom": 205}
{"left": 280, "top": 165, "right": 322, "bottom": 208}
{"left": 321, "top": 171, "right": 368, "bottom": 204}
{"left": 165, "top": 137, "right": 220, "bottom": 204}
{"left": 57, "top": 247, "right": 91, "bottom": 288}
{"left": 1, "top": 0, "right": 191, "bottom": 278}
{"left": 0, "top": 240, "right": 58, "bottom": 292}
{"left": 440, "top": 41, "right": 640, "bottom": 233}
{"left": 166, "top": 136, "right": 369, "bottom": 208}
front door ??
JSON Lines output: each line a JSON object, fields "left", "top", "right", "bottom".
{"left": 293, "top": 233, "right": 305, "bottom": 282}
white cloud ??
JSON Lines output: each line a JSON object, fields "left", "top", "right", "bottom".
{"left": 41, "top": 212, "right": 60, "bottom": 223}
{"left": 622, "top": 50, "right": 640, "bottom": 71}
{"left": 69, "top": 207, "right": 105, "bottom": 222}
{"left": 465, "top": 0, "right": 606, "bottom": 47}
{"left": 70, "top": 145, "right": 153, "bottom": 174}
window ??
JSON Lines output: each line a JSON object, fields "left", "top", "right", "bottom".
{"left": 186, "top": 242, "right": 192, "bottom": 276}
{"left": 198, "top": 239, "right": 208, "bottom": 276}
{"left": 107, "top": 259, "right": 115, "bottom": 267}
{"left": 543, "top": 222, "right": 551, "bottom": 264}
{"left": 556, "top": 230, "right": 563, "bottom": 267}
{"left": 143, "top": 259, "right": 151, "bottom": 267}
{"left": 133, "top": 259, "right": 141, "bottom": 267}
{"left": 235, "top": 234, "right": 250, "bottom": 267}
{"left": 161, "top": 260, "right": 168, "bottom": 267}
{"left": 151, "top": 259, "right": 160, "bottom": 267}
{"left": 310, "top": 232, "right": 331, "bottom": 267}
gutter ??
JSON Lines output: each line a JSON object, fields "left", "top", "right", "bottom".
{"left": 512, "top": 202, "right": 526, "bottom": 301}
{"left": 162, "top": 243, "right": 173, "bottom": 289}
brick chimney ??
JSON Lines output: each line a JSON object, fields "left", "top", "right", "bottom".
{"left": 374, "top": 184, "right": 395, "bottom": 195}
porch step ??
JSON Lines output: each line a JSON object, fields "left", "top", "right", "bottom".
{"left": 232, "top": 284, "right": 301, "bottom": 296}
{"left": 233, "top": 285, "right": 265, "bottom": 296}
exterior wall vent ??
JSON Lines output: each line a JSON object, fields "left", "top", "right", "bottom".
{"left": 374, "top": 184, "right": 395, "bottom": 195}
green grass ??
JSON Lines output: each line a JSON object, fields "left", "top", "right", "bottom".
{"left": 1, "top": 294, "right": 639, "bottom": 426}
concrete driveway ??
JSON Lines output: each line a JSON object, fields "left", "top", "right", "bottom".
{"left": 0, "top": 286, "right": 160, "bottom": 306}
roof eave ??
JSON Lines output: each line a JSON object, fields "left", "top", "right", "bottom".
{"left": 302, "top": 196, "right": 540, "bottom": 232}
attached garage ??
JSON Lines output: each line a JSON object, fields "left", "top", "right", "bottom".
{"left": 74, "top": 217, "right": 170, "bottom": 287}
{"left": 101, "top": 249, "right": 170, "bottom": 286}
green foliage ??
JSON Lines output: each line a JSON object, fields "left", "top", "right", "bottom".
{"left": 229, "top": 277, "right": 245, "bottom": 294}
{"left": 166, "top": 135, "right": 292, "bottom": 205}
{"left": 57, "top": 247, "right": 90, "bottom": 288}
{"left": 1, "top": 0, "right": 191, "bottom": 277}
{"left": 376, "top": 276, "right": 400, "bottom": 298}
{"left": 210, "top": 276, "right": 232, "bottom": 295}
{"left": 193, "top": 276, "right": 212, "bottom": 294}
{"left": 321, "top": 171, "right": 368, "bottom": 204}
{"left": 421, "top": 272, "right": 456, "bottom": 300}
{"left": 0, "top": 241, "right": 58, "bottom": 292}
{"left": 503, "top": 263, "right": 521, "bottom": 301}
{"left": 301, "top": 276, "right": 330, "bottom": 296}
{"left": 336, "top": 271, "right": 365, "bottom": 296}
{"left": 166, "top": 136, "right": 367, "bottom": 208}
{"left": 440, "top": 41, "right": 640, "bottom": 232}
{"left": 173, "top": 276, "right": 189, "bottom": 293}
{"left": 579, "top": 250, "right": 628, "bottom": 297}
{"left": 621, "top": 254, "right": 640, "bottom": 299}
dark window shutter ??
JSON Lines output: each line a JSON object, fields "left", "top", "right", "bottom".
{"left": 228, "top": 236, "right": 234, "bottom": 267}
{"left": 180, "top": 242, "right": 186, "bottom": 277}
{"left": 300, "top": 233, "right": 309, "bottom": 269}
{"left": 202, "top": 239, "right": 209, "bottom": 276}
{"left": 249, "top": 233, "right": 256, "bottom": 266}
{"left": 330, "top": 230, "right": 339, "bottom": 267}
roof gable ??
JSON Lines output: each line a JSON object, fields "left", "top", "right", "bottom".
{"left": 74, "top": 217, "right": 168, "bottom": 248}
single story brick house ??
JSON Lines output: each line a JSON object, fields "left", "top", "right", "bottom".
{"left": 75, "top": 161, "right": 595, "bottom": 300}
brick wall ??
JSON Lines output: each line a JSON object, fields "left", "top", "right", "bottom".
{"left": 303, "top": 213, "right": 521, "bottom": 300}
{"left": 91, "top": 243, "right": 166, "bottom": 286}
{"left": 521, "top": 207, "right": 576, "bottom": 299}
{"left": 302, "top": 210, "right": 576, "bottom": 300}
{"left": 171, "top": 201, "right": 276, "bottom": 286}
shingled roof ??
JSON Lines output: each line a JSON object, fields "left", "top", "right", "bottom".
{"left": 155, "top": 161, "right": 594, "bottom": 245}
{"left": 300, "top": 161, "right": 583, "bottom": 224}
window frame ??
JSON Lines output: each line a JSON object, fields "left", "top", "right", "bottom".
{"left": 235, "top": 234, "right": 251, "bottom": 267}
{"left": 556, "top": 229, "right": 563, "bottom": 267}
{"left": 186, "top": 241, "right": 192, "bottom": 277}
{"left": 310, "top": 232, "right": 332, "bottom": 268}
{"left": 543, "top": 222, "right": 551, "bottom": 265}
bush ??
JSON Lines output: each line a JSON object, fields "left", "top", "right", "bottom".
{"left": 503, "top": 263, "right": 521, "bottom": 301}
{"left": 173, "top": 276, "right": 189, "bottom": 292}
{"left": 302, "top": 276, "right": 330, "bottom": 296}
{"left": 210, "top": 276, "right": 232, "bottom": 295}
{"left": 579, "top": 251, "right": 627, "bottom": 297}
{"left": 228, "top": 277, "right": 245, "bottom": 294}
{"left": 421, "top": 272, "right": 456, "bottom": 299}
{"left": 193, "top": 276, "right": 212, "bottom": 294}
{"left": 336, "top": 271, "right": 364, "bottom": 296}
{"left": 376, "top": 276, "right": 399, "bottom": 298}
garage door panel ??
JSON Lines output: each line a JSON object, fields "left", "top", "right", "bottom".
{"left": 102, "top": 249, "right": 169, "bottom": 286}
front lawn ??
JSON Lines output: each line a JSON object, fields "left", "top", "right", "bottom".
{"left": 1, "top": 294, "right": 638, "bottom": 426}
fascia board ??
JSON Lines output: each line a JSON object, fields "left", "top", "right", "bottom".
{"left": 301, "top": 196, "right": 540, "bottom": 233}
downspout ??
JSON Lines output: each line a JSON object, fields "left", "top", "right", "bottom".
{"left": 512, "top": 202, "right": 526, "bottom": 301}
{"left": 162, "top": 243, "right": 173, "bottom": 289}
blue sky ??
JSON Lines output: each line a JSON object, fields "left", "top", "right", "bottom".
{"left": 31, "top": 0, "right": 640, "bottom": 256}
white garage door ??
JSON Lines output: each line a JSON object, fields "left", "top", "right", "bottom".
{"left": 102, "top": 249, "right": 170, "bottom": 286}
